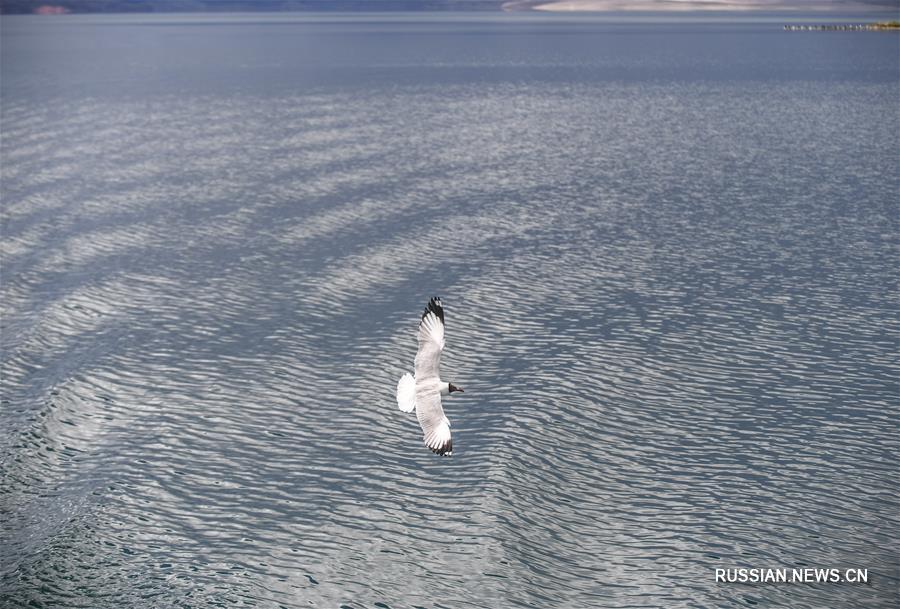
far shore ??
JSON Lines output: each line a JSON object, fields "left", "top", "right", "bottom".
{"left": 784, "top": 21, "right": 900, "bottom": 31}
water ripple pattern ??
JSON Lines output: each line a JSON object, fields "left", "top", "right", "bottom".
{"left": 2, "top": 13, "right": 898, "bottom": 609}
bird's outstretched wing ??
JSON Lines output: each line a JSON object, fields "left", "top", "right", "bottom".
{"left": 415, "top": 296, "right": 444, "bottom": 381}
{"left": 416, "top": 391, "right": 452, "bottom": 456}
{"left": 414, "top": 297, "right": 451, "bottom": 456}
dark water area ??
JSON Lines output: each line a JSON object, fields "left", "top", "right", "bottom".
{"left": 2, "top": 12, "right": 899, "bottom": 608}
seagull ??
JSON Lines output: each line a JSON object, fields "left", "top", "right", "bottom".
{"left": 396, "top": 297, "right": 464, "bottom": 456}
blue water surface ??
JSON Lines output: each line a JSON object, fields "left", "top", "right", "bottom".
{"left": 2, "top": 11, "right": 898, "bottom": 609}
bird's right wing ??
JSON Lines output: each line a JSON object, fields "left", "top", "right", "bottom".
{"left": 415, "top": 389, "right": 452, "bottom": 456}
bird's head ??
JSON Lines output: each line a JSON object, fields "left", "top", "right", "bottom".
{"left": 448, "top": 383, "right": 464, "bottom": 394}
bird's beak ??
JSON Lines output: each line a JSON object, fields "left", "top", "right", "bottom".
{"left": 457, "top": 387, "right": 464, "bottom": 393}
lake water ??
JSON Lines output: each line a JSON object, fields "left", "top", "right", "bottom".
{"left": 1, "top": 11, "right": 898, "bottom": 609}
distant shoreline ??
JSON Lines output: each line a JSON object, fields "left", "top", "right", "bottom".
{"left": 5, "top": 1, "right": 900, "bottom": 16}
{"left": 784, "top": 21, "right": 900, "bottom": 31}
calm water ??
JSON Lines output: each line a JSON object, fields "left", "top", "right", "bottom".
{"left": 2, "top": 12, "right": 899, "bottom": 609}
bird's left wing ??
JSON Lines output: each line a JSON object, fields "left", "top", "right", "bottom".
{"left": 414, "top": 297, "right": 445, "bottom": 381}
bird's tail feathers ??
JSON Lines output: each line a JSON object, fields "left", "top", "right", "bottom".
{"left": 396, "top": 373, "right": 416, "bottom": 413}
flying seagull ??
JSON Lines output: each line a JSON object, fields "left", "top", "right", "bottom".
{"left": 396, "top": 297, "right": 464, "bottom": 456}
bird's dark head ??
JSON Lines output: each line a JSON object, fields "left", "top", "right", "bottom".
{"left": 449, "top": 383, "right": 464, "bottom": 394}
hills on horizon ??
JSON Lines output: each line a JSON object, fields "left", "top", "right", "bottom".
{"left": 1, "top": 0, "right": 506, "bottom": 13}
{"left": 1, "top": 0, "right": 896, "bottom": 14}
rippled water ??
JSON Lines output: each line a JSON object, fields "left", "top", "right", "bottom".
{"left": 2, "top": 12, "right": 899, "bottom": 608}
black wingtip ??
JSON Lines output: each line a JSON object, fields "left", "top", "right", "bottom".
{"left": 422, "top": 296, "right": 444, "bottom": 324}
{"left": 431, "top": 439, "right": 452, "bottom": 456}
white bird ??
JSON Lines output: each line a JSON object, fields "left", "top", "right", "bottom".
{"left": 396, "top": 297, "right": 464, "bottom": 456}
